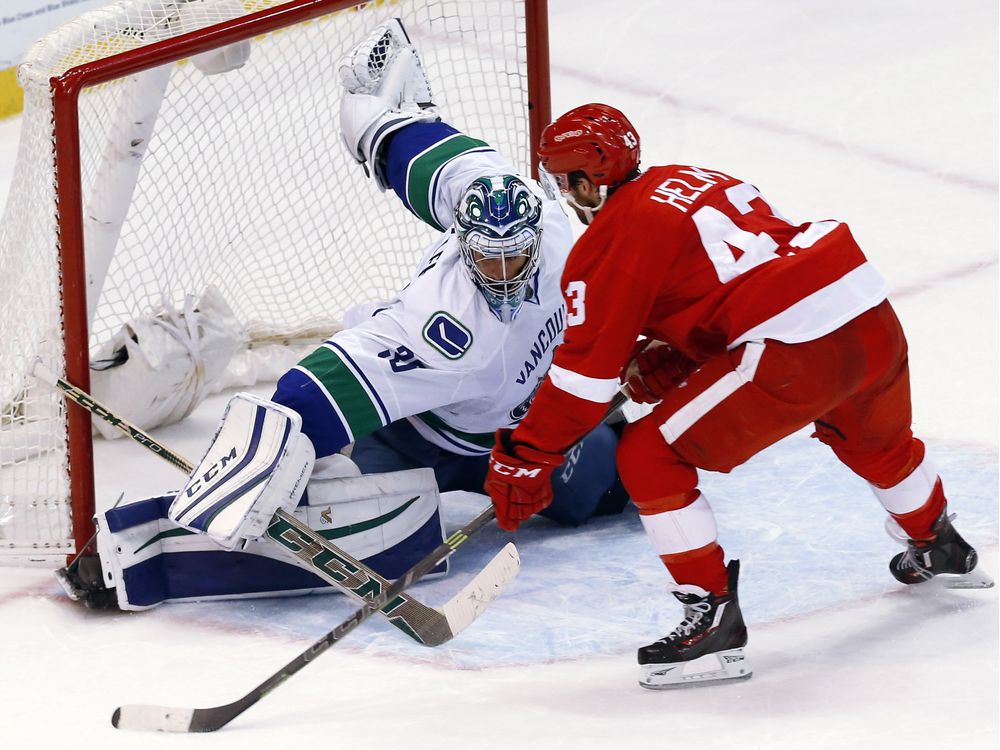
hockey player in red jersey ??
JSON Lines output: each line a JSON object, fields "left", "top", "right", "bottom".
{"left": 483, "top": 103, "right": 992, "bottom": 689}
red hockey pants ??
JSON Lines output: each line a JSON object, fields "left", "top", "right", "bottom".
{"left": 615, "top": 300, "right": 944, "bottom": 593}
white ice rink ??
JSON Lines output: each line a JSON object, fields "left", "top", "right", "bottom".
{"left": 0, "top": 1, "right": 997, "bottom": 748}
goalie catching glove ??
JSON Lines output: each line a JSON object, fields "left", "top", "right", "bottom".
{"left": 168, "top": 393, "right": 315, "bottom": 550}
{"left": 338, "top": 18, "right": 439, "bottom": 190}
{"left": 485, "top": 429, "right": 565, "bottom": 532}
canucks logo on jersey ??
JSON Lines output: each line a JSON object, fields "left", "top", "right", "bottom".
{"left": 423, "top": 312, "right": 473, "bottom": 359}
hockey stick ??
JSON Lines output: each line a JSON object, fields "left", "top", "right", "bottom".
{"left": 32, "top": 360, "right": 518, "bottom": 646}
{"left": 112, "top": 391, "right": 632, "bottom": 732}
{"left": 112, "top": 506, "right": 505, "bottom": 732}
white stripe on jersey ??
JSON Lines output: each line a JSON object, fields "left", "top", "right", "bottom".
{"left": 730, "top": 261, "right": 888, "bottom": 347}
{"left": 659, "top": 342, "right": 765, "bottom": 443}
{"left": 407, "top": 416, "right": 491, "bottom": 457}
{"left": 324, "top": 341, "right": 391, "bottom": 425}
{"left": 292, "top": 365, "right": 356, "bottom": 444}
{"left": 870, "top": 456, "right": 939, "bottom": 514}
{"left": 548, "top": 363, "right": 620, "bottom": 403}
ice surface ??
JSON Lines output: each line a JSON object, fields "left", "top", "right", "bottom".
{"left": 0, "top": 1, "right": 996, "bottom": 747}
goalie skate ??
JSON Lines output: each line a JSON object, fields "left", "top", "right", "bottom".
{"left": 55, "top": 554, "right": 117, "bottom": 610}
{"left": 638, "top": 560, "right": 752, "bottom": 690}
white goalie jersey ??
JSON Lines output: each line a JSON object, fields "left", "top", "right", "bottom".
{"left": 272, "top": 121, "right": 574, "bottom": 457}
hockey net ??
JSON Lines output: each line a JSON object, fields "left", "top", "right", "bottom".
{"left": 0, "top": 0, "right": 550, "bottom": 561}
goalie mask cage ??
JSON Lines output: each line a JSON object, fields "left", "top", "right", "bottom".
{"left": 0, "top": 0, "right": 550, "bottom": 562}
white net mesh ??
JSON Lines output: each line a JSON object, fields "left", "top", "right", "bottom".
{"left": 0, "top": 0, "right": 535, "bottom": 558}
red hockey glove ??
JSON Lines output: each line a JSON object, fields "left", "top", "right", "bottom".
{"left": 485, "top": 429, "right": 565, "bottom": 532}
{"left": 622, "top": 340, "right": 696, "bottom": 404}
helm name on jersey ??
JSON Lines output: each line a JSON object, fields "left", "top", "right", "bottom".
{"left": 650, "top": 166, "right": 732, "bottom": 213}
{"left": 515, "top": 305, "right": 565, "bottom": 385}
{"left": 184, "top": 446, "right": 239, "bottom": 496}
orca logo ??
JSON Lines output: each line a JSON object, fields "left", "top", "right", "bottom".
{"left": 510, "top": 378, "right": 543, "bottom": 422}
{"left": 423, "top": 312, "right": 473, "bottom": 359}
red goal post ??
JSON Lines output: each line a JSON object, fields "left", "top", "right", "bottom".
{"left": 0, "top": 0, "right": 550, "bottom": 562}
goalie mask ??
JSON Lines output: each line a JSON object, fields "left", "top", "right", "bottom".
{"left": 455, "top": 175, "right": 543, "bottom": 322}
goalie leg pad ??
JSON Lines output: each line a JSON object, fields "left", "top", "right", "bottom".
{"left": 169, "top": 393, "right": 315, "bottom": 550}
{"left": 95, "top": 467, "right": 446, "bottom": 610}
{"left": 300, "top": 465, "right": 448, "bottom": 579}
{"left": 97, "top": 495, "right": 330, "bottom": 610}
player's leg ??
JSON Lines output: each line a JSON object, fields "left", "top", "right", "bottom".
{"left": 543, "top": 422, "right": 628, "bottom": 526}
{"left": 350, "top": 419, "right": 437, "bottom": 475}
{"left": 619, "top": 340, "right": 849, "bottom": 593}
{"left": 69, "top": 456, "right": 445, "bottom": 610}
{"left": 617, "top": 333, "right": 878, "bottom": 687}
{"left": 364, "top": 419, "right": 625, "bottom": 527}
{"left": 812, "top": 301, "right": 989, "bottom": 587}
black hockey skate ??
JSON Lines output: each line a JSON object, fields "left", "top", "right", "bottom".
{"left": 637, "top": 559, "right": 752, "bottom": 689}
{"left": 55, "top": 554, "right": 118, "bottom": 609}
{"left": 889, "top": 512, "right": 993, "bottom": 589}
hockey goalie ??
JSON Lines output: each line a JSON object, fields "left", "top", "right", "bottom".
{"left": 62, "top": 19, "right": 628, "bottom": 611}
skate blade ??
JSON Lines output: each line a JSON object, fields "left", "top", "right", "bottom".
{"left": 54, "top": 567, "right": 83, "bottom": 601}
{"left": 638, "top": 648, "right": 752, "bottom": 690}
{"left": 939, "top": 569, "right": 995, "bottom": 590}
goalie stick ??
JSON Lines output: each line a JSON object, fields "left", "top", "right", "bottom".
{"left": 110, "top": 390, "right": 632, "bottom": 732}
{"left": 37, "top": 362, "right": 626, "bottom": 731}
{"left": 112, "top": 506, "right": 506, "bottom": 732}
{"left": 32, "top": 360, "right": 518, "bottom": 647}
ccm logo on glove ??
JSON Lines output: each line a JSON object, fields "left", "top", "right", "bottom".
{"left": 184, "top": 446, "right": 239, "bottom": 496}
{"left": 489, "top": 460, "right": 543, "bottom": 478}
{"left": 485, "top": 429, "right": 566, "bottom": 531}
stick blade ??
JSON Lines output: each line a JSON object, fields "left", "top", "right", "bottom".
{"left": 112, "top": 704, "right": 196, "bottom": 732}
{"left": 437, "top": 541, "right": 520, "bottom": 638}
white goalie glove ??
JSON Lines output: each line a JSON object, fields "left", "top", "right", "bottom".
{"left": 338, "top": 17, "right": 440, "bottom": 190}
{"left": 168, "top": 393, "right": 315, "bottom": 550}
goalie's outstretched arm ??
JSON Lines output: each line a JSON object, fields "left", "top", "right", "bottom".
{"left": 338, "top": 18, "right": 523, "bottom": 231}
{"left": 271, "top": 325, "right": 469, "bottom": 459}
{"left": 379, "top": 121, "right": 521, "bottom": 232}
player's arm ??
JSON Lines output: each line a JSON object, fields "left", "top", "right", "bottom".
{"left": 380, "top": 122, "right": 517, "bottom": 231}
{"left": 338, "top": 19, "right": 520, "bottom": 231}
{"left": 515, "top": 253, "right": 661, "bottom": 454}
{"left": 271, "top": 323, "right": 470, "bottom": 458}
{"left": 485, "top": 241, "right": 662, "bottom": 531}
{"left": 163, "top": 320, "right": 467, "bottom": 547}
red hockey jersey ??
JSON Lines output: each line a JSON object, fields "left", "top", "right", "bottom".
{"left": 514, "top": 164, "right": 889, "bottom": 453}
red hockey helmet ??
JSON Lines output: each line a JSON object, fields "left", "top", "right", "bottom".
{"left": 537, "top": 103, "right": 640, "bottom": 190}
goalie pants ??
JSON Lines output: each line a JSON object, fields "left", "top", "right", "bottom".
{"left": 351, "top": 419, "right": 629, "bottom": 526}
{"left": 615, "top": 300, "right": 946, "bottom": 595}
